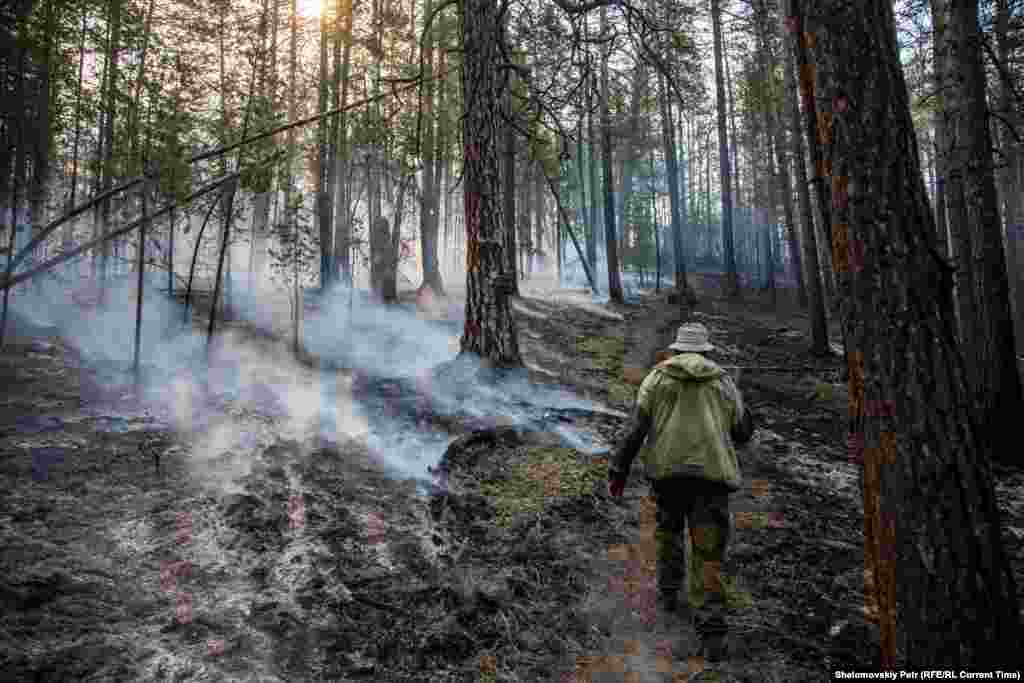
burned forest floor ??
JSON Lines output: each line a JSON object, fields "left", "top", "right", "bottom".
{"left": 2, "top": 272, "right": 1023, "bottom": 682}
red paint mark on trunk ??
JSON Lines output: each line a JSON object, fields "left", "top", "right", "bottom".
{"left": 288, "top": 494, "right": 305, "bottom": 531}
{"left": 176, "top": 511, "right": 192, "bottom": 545}
{"left": 176, "top": 592, "right": 193, "bottom": 624}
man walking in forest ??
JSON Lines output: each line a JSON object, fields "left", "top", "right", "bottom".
{"left": 608, "top": 322, "right": 754, "bottom": 660}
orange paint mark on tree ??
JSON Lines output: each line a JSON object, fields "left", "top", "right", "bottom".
{"left": 832, "top": 221, "right": 850, "bottom": 274}
{"left": 465, "top": 191, "right": 481, "bottom": 272}
{"left": 848, "top": 351, "right": 865, "bottom": 418}
{"left": 832, "top": 174, "right": 849, "bottom": 210}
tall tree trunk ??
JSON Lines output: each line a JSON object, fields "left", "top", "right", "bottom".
{"left": 128, "top": 0, "right": 156, "bottom": 177}
{"left": 432, "top": 48, "right": 447, "bottom": 294}
{"left": 286, "top": 0, "right": 300, "bottom": 350}
{"left": 724, "top": 32, "right": 741, "bottom": 209}
{"left": 711, "top": 0, "right": 738, "bottom": 297}
{"left": 576, "top": 112, "right": 591, "bottom": 282}
{"left": 98, "top": 0, "right": 122, "bottom": 297}
{"left": 947, "top": 0, "right": 1023, "bottom": 466}
{"left": 705, "top": 126, "right": 712, "bottom": 265}
{"left": 502, "top": 54, "right": 518, "bottom": 294}
{"left": 781, "top": 4, "right": 828, "bottom": 353}
{"left": 659, "top": 71, "right": 693, "bottom": 302}
{"left": 651, "top": 151, "right": 660, "bottom": 289}
{"left": 930, "top": 0, "right": 950, "bottom": 263}
{"left": 30, "top": 0, "right": 54, "bottom": 273}
{"left": 334, "top": 0, "right": 353, "bottom": 286}
{"left": 617, "top": 64, "right": 645, "bottom": 247}
{"left": 599, "top": 5, "right": 623, "bottom": 303}
{"left": 757, "top": 0, "right": 804, "bottom": 306}
{"left": 66, "top": 3, "right": 88, "bottom": 253}
{"left": 460, "top": 0, "right": 521, "bottom": 367}
{"left": 791, "top": 0, "right": 834, "bottom": 297}
{"left": 418, "top": 0, "right": 443, "bottom": 296}
{"left": 367, "top": 0, "right": 387, "bottom": 301}
{"left": 587, "top": 72, "right": 600, "bottom": 281}
{"left": 932, "top": 0, "right": 976, "bottom": 350}
{"left": 995, "top": 0, "right": 1023, "bottom": 352}
{"left": 518, "top": 157, "right": 530, "bottom": 279}
{"left": 533, "top": 161, "right": 544, "bottom": 276}
{"left": 317, "top": 3, "right": 333, "bottom": 291}
{"left": 798, "top": 0, "right": 1021, "bottom": 666}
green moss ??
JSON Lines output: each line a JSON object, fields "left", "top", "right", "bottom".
{"left": 479, "top": 446, "right": 608, "bottom": 528}
{"left": 576, "top": 335, "right": 625, "bottom": 372}
{"left": 608, "top": 379, "right": 636, "bottom": 404}
{"left": 576, "top": 335, "right": 634, "bottom": 405}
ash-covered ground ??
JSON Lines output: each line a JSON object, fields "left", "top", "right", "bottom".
{"left": 2, "top": 271, "right": 1022, "bottom": 681}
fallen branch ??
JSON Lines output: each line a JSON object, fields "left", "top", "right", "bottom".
{"left": 0, "top": 151, "right": 284, "bottom": 293}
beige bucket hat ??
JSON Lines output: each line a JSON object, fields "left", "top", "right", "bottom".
{"left": 668, "top": 322, "right": 715, "bottom": 353}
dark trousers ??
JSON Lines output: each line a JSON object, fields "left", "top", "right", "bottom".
{"left": 648, "top": 475, "right": 732, "bottom": 633}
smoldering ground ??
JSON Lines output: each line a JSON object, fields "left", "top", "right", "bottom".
{"left": 5, "top": 264, "right": 621, "bottom": 493}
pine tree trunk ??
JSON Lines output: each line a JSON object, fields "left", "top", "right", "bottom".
{"left": 66, "top": 4, "right": 88, "bottom": 250}
{"left": 433, "top": 49, "right": 447, "bottom": 294}
{"left": 587, "top": 72, "right": 600, "bottom": 280}
{"left": 617, "top": 65, "right": 645, "bottom": 249}
{"left": 128, "top": 0, "right": 156, "bottom": 177}
{"left": 418, "top": 0, "right": 443, "bottom": 296}
{"left": 659, "top": 71, "right": 693, "bottom": 302}
{"left": 518, "top": 160, "right": 530, "bottom": 279}
{"left": 929, "top": 0, "right": 950, "bottom": 263}
{"left": 599, "top": 6, "right": 623, "bottom": 303}
{"left": 460, "top": 0, "right": 521, "bottom": 368}
{"left": 334, "top": 0, "right": 353, "bottom": 285}
{"left": 759, "top": 0, "right": 805, "bottom": 307}
{"left": 30, "top": 0, "right": 54, "bottom": 267}
{"left": 317, "top": 5, "right": 333, "bottom": 291}
{"left": 286, "top": 0, "right": 300, "bottom": 351}
{"left": 502, "top": 63, "right": 518, "bottom": 294}
{"left": 799, "top": 0, "right": 1022, "bottom": 665}
{"left": 947, "top": 0, "right": 1023, "bottom": 466}
{"left": 99, "top": 0, "right": 121, "bottom": 296}
{"left": 711, "top": 0, "right": 738, "bottom": 297}
{"left": 781, "top": 5, "right": 828, "bottom": 353}
{"left": 581, "top": 111, "right": 598, "bottom": 276}
{"left": 724, "top": 38, "right": 741, "bottom": 210}
{"left": 995, "top": 0, "right": 1023, "bottom": 353}
{"left": 533, "top": 162, "right": 544, "bottom": 276}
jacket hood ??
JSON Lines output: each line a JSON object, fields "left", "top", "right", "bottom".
{"left": 655, "top": 352, "right": 725, "bottom": 382}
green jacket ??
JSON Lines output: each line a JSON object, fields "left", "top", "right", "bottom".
{"left": 610, "top": 353, "right": 751, "bottom": 490}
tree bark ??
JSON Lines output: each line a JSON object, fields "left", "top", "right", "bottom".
{"left": 781, "top": 4, "right": 828, "bottom": 354}
{"left": 947, "top": 0, "right": 1023, "bottom": 465}
{"left": 617, "top": 64, "right": 645, "bottom": 250}
{"left": 724, "top": 33, "right": 741, "bottom": 210}
{"left": 502, "top": 40, "right": 518, "bottom": 295}
{"left": 599, "top": 6, "right": 623, "bottom": 303}
{"left": 433, "top": 48, "right": 448, "bottom": 293}
{"left": 459, "top": 0, "right": 522, "bottom": 368}
{"left": 711, "top": 0, "right": 738, "bottom": 297}
{"left": 930, "top": 0, "right": 950, "bottom": 262}
{"left": 798, "top": 0, "right": 1021, "bottom": 666}
{"left": 286, "top": 0, "right": 300, "bottom": 351}
{"left": 659, "top": 71, "right": 693, "bottom": 302}
{"left": 98, "top": 0, "right": 122, "bottom": 296}
{"left": 761, "top": 0, "right": 805, "bottom": 307}
{"left": 418, "top": 0, "right": 443, "bottom": 296}
{"left": 994, "top": 0, "right": 1023, "bottom": 352}
{"left": 587, "top": 71, "right": 600, "bottom": 282}
{"left": 533, "top": 161, "right": 544, "bottom": 276}
{"left": 317, "top": 3, "right": 334, "bottom": 291}
{"left": 334, "top": 0, "right": 354, "bottom": 286}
